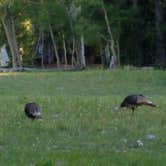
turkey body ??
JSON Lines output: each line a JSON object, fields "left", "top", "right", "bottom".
{"left": 120, "top": 94, "right": 157, "bottom": 113}
{"left": 24, "top": 102, "right": 42, "bottom": 120}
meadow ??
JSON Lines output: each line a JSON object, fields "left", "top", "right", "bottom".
{"left": 0, "top": 69, "right": 166, "bottom": 166}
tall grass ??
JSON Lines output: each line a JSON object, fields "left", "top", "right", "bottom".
{"left": 0, "top": 69, "right": 166, "bottom": 165}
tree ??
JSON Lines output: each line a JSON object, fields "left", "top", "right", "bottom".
{"left": 0, "top": 0, "right": 22, "bottom": 67}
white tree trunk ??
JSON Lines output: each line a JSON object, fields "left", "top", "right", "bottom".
{"left": 62, "top": 33, "right": 68, "bottom": 66}
{"left": 49, "top": 23, "right": 60, "bottom": 67}
{"left": 71, "top": 37, "right": 76, "bottom": 66}
{"left": 102, "top": 0, "right": 119, "bottom": 68}
{"left": 80, "top": 35, "right": 86, "bottom": 67}
{"left": 109, "top": 55, "right": 118, "bottom": 69}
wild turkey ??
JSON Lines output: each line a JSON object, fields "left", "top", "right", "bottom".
{"left": 120, "top": 94, "right": 157, "bottom": 113}
{"left": 24, "top": 102, "right": 42, "bottom": 120}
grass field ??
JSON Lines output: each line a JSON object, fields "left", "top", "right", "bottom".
{"left": 0, "top": 69, "right": 166, "bottom": 166}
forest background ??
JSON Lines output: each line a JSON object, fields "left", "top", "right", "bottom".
{"left": 0, "top": 0, "right": 166, "bottom": 69}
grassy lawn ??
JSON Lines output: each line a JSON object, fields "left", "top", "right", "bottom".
{"left": 0, "top": 69, "right": 166, "bottom": 165}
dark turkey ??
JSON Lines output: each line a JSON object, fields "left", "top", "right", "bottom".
{"left": 120, "top": 94, "right": 157, "bottom": 113}
{"left": 24, "top": 102, "right": 42, "bottom": 120}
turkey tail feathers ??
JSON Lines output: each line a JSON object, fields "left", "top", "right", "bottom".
{"left": 143, "top": 101, "right": 157, "bottom": 107}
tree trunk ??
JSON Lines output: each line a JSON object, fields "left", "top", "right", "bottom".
{"left": 71, "top": 37, "right": 76, "bottom": 67}
{"left": 49, "top": 23, "right": 60, "bottom": 67}
{"left": 79, "top": 35, "right": 86, "bottom": 67}
{"left": 62, "top": 33, "right": 68, "bottom": 66}
{"left": 104, "top": 43, "right": 109, "bottom": 65}
{"left": 41, "top": 31, "right": 44, "bottom": 68}
{"left": 11, "top": 17, "right": 21, "bottom": 67}
{"left": 100, "top": 44, "right": 105, "bottom": 68}
{"left": 48, "top": 45, "right": 52, "bottom": 65}
{"left": 132, "top": 0, "right": 138, "bottom": 8}
{"left": 101, "top": 1, "right": 118, "bottom": 68}
{"left": 1, "top": 16, "right": 20, "bottom": 68}
{"left": 116, "top": 39, "right": 120, "bottom": 66}
{"left": 155, "top": 0, "right": 166, "bottom": 67}
{"left": 109, "top": 54, "right": 118, "bottom": 69}
{"left": 1, "top": 17, "right": 17, "bottom": 68}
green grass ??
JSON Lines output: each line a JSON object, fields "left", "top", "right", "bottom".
{"left": 0, "top": 69, "right": 166, "bottom": 165}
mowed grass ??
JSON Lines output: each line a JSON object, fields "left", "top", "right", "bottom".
{"left": 0, "top": 69, "right": 166, "bottom": 165}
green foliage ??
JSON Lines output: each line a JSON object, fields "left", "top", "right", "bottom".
{"left": 0, "top": 70, "right": 166, "bottom": 165}
{"left": 0, "top": 0, "right": 14, "bottom": 6}
{"left": 0, "top": 0, "right": 166, "bottom": 66}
